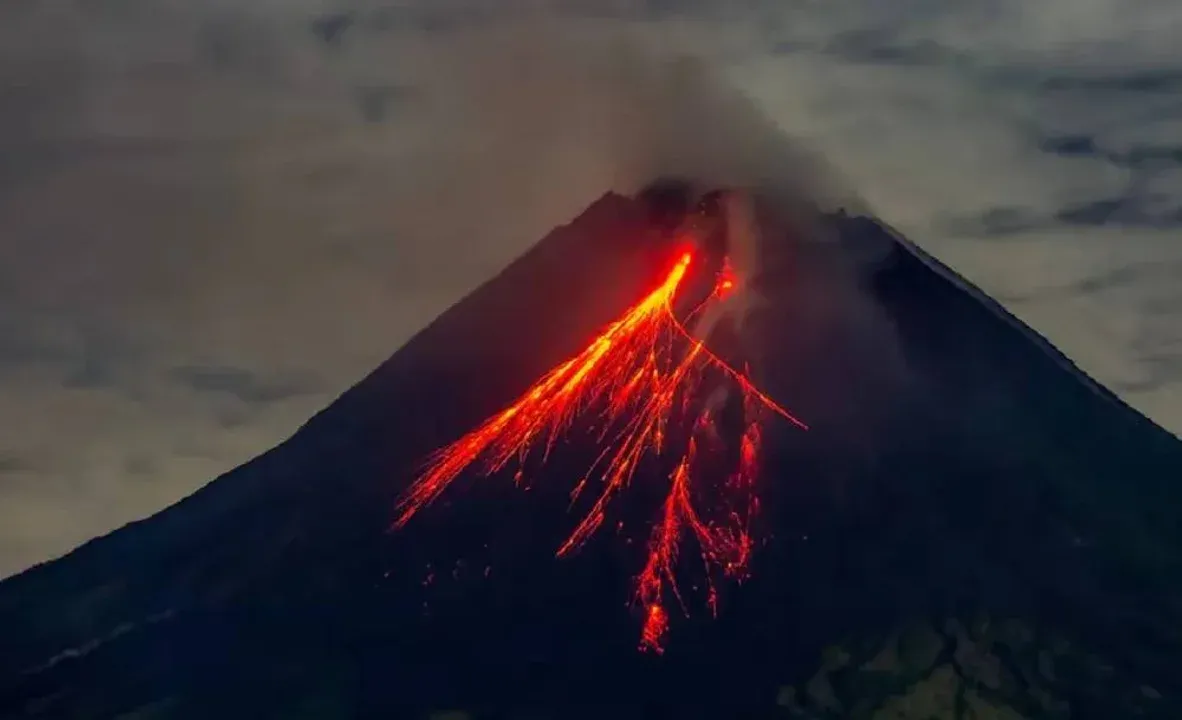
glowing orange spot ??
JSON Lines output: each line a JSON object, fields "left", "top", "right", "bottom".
{"left": 641, "top": 603, "right": 669, "bottom": 655}
{"left": 394, "top": 245, "right": 806, "bottom": 652}
{"left": 716, "top": 258, "right": 737, "bottom": 297}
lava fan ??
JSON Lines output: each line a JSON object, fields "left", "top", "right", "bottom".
{"left": 392, "top": 191, "right": 807, "bottom": 652}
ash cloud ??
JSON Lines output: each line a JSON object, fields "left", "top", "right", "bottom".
{"left": 373, "top": 18, "right": 862, "bottom": 251}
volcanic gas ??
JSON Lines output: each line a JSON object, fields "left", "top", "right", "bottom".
{"left": 393, "top": 204, "right": 806, "bottom": 653}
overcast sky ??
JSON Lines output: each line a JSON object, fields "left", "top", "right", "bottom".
{"left": 1, "top": 0, "right": 1179, "bottom": 578}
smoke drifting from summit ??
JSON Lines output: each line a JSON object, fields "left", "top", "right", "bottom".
{"left": 388, "top": 19, "right": 863, "bottom": 239}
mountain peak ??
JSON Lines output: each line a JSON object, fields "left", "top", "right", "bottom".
{"left": 2, "top": 187, "right": 1181, "bottom": 719}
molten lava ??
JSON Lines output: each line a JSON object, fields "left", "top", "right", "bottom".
{"left": 394, "top": 244, "right": 806, "bottom": 653}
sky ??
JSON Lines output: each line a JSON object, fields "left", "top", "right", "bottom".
{"left": 0, "top": 0, "right": 1180, "bottom": 578}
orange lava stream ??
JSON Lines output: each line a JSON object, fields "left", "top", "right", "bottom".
{"left": 394, "top": 246, "right": 806, "bottom": 652}
{"left": 634, "top": 398, "right": 769, "bottom": 653}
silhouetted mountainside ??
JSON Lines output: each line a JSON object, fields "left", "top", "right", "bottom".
{"left": 1, "top": 190, "right": 1180, "bottom": 720}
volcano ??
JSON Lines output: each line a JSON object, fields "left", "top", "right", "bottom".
{"left": 1, "top": 183, "right": 1181, "bottom": 720}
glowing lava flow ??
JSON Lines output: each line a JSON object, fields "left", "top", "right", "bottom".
{"left": 394, "top": 246, "right": 806, "bottom": 653}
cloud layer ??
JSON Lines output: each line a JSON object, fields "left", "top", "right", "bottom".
{"left": 0, "top": 0, "right": 1179, "bottom": 577}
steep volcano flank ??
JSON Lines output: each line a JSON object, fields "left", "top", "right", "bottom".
{"left": 2, "top": 189, "right": 1182, "bottom": 720}
{"left": 743, "top": 211, "right": 1182, "bottom": 716}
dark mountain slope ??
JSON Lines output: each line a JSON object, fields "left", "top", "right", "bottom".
{"left": 1, "top": 189, "right": 1180, "bottom": 720}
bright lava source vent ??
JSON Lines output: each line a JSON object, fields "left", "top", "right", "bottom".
{"left": 393, "top": 190, "right": 807, "bottom": 653}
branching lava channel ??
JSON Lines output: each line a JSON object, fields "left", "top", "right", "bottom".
{"left": 393, "top": 244, "right": 806, "bottom": 653}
